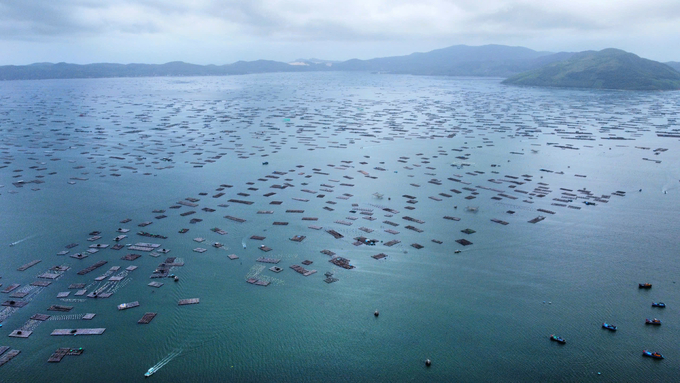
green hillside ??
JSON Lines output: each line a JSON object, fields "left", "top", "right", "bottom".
{"left": 502, "top": 49, "right": 680, "bottom": 90}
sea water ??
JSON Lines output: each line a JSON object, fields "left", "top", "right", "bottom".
{"left": 0, "top": 72, "right": 679, "bottom": 382}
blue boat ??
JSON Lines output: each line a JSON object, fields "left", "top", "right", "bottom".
{"left": 602, "top": 323, "right": 617, "bottom": 331}
{"left": 652, "top": 302, "right": 666, "bottom": 308}
{"left": 550, "top": 334, "right": 566, "bottom": 344}
{"left": 643, "top": 350, "right": 664, "bottom": 359}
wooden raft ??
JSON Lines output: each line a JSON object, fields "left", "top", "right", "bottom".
{"left": 138, "top": 312, "right": 157, "bottom": 324}
{"left": 51, "top": 328, "right": 106, "bottom": 336}
{"left": 178, "top": 298, "right": 200, "bottom": 306}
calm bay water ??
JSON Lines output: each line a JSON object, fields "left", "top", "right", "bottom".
{"left": 1, "top": 73, "right": 679, "bottom": 382}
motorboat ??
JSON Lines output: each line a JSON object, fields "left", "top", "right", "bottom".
{"left": 639, "top": 283, "right": 652, "bottom": 289}
{"left": 642, "top": 350, "right": 664, "bottom": 359}
{"left": 602, "top": 323, "right": 617, "bottom": 331}
{"left": 550, "top": 334, "right": 566, "bottom": 344}
{"left": 652, "top": 302, "right": 666, "bottom": 308}
{"left": 645, "top": 318, "right": 661, "bottom": 325}
{"left": 145, "top": 367, "right": 156, "bottom": 377}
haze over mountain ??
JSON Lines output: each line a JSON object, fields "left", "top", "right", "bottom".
{"left": 502, "top": 48, "right": 680, "bottom": 90}
{"left": 1, "top": 44, "right": 678, "bottom": 91}
{"left": 0, "top": 44, "right": 573, "bottom": 80}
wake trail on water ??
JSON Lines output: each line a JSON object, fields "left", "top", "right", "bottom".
{"left": 9, "top": 234, "right": 36, "bottom": 247}
{"left": 148, "top": 348, "right": 183, "bottom": 374}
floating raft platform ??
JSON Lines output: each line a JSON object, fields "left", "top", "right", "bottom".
{"left": 257, "top": 257, "right": 280, "bottom": 264}
{"left": 384, "top": 240, "right": 401, "bottom": 247}
{"left": 0, "top": 349, "right": 20, "bottom": 367}
{"left": 246, "top": 278, "right": 270, "bottom": 286}
{"left": 2, "top": 284, "right": 20, "bottom": 293}
{"left": 250, "top": 235, "right": 266, "bottom": 240}
{"left": 117, "top": 301, "right": 140, "bottom": 310}
{"left": 228, "top": 199, "right": 254, "bottom": 205}
{"left": 137, "top": 312, "right": 157, "bottom": 324}
{"left": 48, "top": 305, "right": 74, "bottom": 312}
{"left": 528, "top": 216, "right": 546, "bottom": 224}
{"left": 290, "top": 265, "right": 317, "bottom": 276}
{"left": 51, "top": 328, "right": 106, "bottom": 336}
{"left": 326, "top": 229, "right": 344, "bottom": 239}
{"left": 77, "top": 261, "right": 107, "bottom": 275}
{"left": 491, "top": 218, "right": 509, "bottom": 225}
{"left": 405, "top": 225, "right": 424, "bottom": 233}
{"left": 456, "top": 239, "right": 473, "bottom": 246}
{"left": 290, "top": 235, "right": 306, "bottom": 242}
{"left": 148, "top": 282, "right": 164, "bottom": 288}
{"left": 330, "top": 257, "right": 355, "bottom": 269}
{"left": 178, "top": 298, "right": 200, "bottom": 306}
{"left": 9, "top": 330, "right": 32, "bottom": 338}
{"left": 48, "top": 347, "right": 83, "bottom": 362}
{"left": 372, "top": 253, "right": 388, "bottom": 260}
{"left": 258, "top": 246, "right": 272, "bottom": 252}
{"left": 225, "top": 216, "right": 246, "bottom": 223}
{"left": 17, "top": 260, "right": 41, "bottom": 271}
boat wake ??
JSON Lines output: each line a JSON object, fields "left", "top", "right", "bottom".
{"left": 241, "top": 237, "right": 247, "bottom": 249}
{"left": 145, "top": 348, "right": 182, "bottom": 377}
{"left": 9, "top": 235, "right": 35, "bottom": 247}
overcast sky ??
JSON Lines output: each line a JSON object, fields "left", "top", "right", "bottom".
{"left": 1, "top": 0, "right": 679, "bottom": 65}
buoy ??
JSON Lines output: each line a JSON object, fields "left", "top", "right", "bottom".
{"left": 425, "top": 359, "right": 432, "bottom": 367}
{"left": 374, "top": 310, "right": 379, "bottom": 317}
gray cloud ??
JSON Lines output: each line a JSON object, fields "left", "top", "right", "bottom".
{"left": 0, "top": 0, "right": 678, "bottom": 63}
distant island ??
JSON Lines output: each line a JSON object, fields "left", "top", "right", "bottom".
{"left": 502, "top": 48, "right": 680, "bottom": 90}
{"left": 1, "top": 45, "right": 679, "bottom": 90}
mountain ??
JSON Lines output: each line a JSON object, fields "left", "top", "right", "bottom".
{"left": 0, "top": 44, "right": 571, "bottom": 81}
{"left": 0, "top": 60, "right": 323, "bottom": 80}
{"left": 332, "top": 44, "right": 573, "bottom": 77}
{"left": 665, "top": 62, "right": 680, "bottom": 72}
{"left": 503, "top": 49, "right": 680, "bottom": 90}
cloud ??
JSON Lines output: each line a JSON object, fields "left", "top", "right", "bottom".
{"left": 0, "top": 0, "right": 679, "bottom": 63}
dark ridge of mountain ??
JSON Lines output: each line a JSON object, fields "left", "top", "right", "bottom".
{"left": 0, "top": 44, "right": 574, "bottom": 81}
{"left": 0, "top": 60, "right": 322, "bottom": 80}
{"left": 331, "top": 44, "right": 572, "bottom": 77}
{"left": 665, "top": 62, "right": 680, "bottom": 72}
{"left": 503, "top": 49, "right": 680, "bottom": 90}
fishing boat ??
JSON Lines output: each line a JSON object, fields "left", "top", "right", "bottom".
{"left": 550, "top": 334, "right": 566, "bottom": 344}
{"left": 645, "top": 318, "right": 661, "bottom": 325}
{"left": 652, "top": 302, "right": 666, "bottom": 308}
{"left": 639, "top": 283, "right": 652, "bottom": 289}
{"left": 145, "top": 367, "right": 156, "bottom": 377}
{"left": 602, "top": 323, "right": 617, "bottom": 331}
{"left": 642, "top": 350, "right": 664, "bottom": 359}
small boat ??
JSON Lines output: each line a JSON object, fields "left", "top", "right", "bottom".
{"left": 639, "top": 283, "right": 652, "bottom": 289}
{"left": 550, "top": 334, "right": 566, "bottom": 344}
{"left": 652, "top": 302, "right": 666, "bottom": 308}
{"left": 645, "top": 318, "right": 662, "bottom": 325}
{"left": 262, "top": 161, "right": 269, "bottom": 165}
{"left": 642, "top": 350, "right": 664, "bottom": 359}
{"left": 602, "top": 323, "right": 617, "bottom": 331}
{"left": 145, "top": 367, "right": 156, "bottom": 377}
{"left": 174, "top": 276, "right": 179, "bottom": 282}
